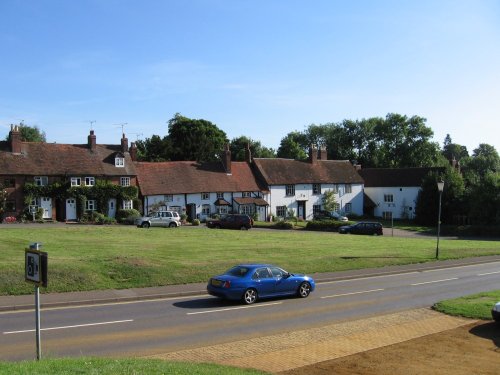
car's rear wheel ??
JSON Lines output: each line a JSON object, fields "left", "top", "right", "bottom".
{"left": 169, "top": 222, "right": 176, "bottom": 228}
{"left": 242, "top": 288, "right": 258, "bottom": 305}
{"left": 141, "top": 222, "right": 150, "bottom": 228}
{"left": 298, "top": 282, "right": 311, "bottom": 298}
{"left": 240, "top": 225, "right": 249, "bottom": 230}
{"left": 214, "top": 224, "right": 221, "bottom": 229}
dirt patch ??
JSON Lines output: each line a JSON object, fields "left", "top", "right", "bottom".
{"left": 280, "top": 321, "right": 500, "bottom": 375}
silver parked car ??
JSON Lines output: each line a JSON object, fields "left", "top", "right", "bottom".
{"left": 135, "top": 210, "right": 181, "bottom": 228}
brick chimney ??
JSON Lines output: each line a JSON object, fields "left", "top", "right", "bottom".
{"left": 10, "top": 124, "right": 22, "bottom": 154}
{"left": 88, "top": 130, "right": 96, "bottom": 151}
{"left": 245, "top": 143, "right": 252, "bottom": 163}
{"left": 121, "top": 133, "right": 129, "bottom": 152}
{"left": 129, "top": 142, "right": 137, "bottom": 161}
{"left": 221, "top": 144, "right": 232, "bottom": 174}
{"left": 319, "top": 146, "right": 327, "bottom": 160}
{"left": 308, "top": 144, "right": 317, "bottom": 164}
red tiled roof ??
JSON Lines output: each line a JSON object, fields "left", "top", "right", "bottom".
{"left": 0, "top": 141, "right": 136, "bottom": 176}
{"left": 253, "top": 158, "right": 364, "bottom": 185}
{"left": 358, "top": 167, "right": 444, "bottom": 187}
{"left": 135, "top": 161, "right": 262, "bottom": 196}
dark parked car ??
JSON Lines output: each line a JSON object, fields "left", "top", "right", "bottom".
{"left": 206, "top": 214, "right": 253, "bottom": 230}
{"left": 339, "top": 221, "right": 383, "bottom": 235}
{"left": 207, "top": 264, "right": 315, "bottom": 304}
{"left": 313, "top": 210, "right": 348, "bottom": 221}
{"left": 492, "top": 302, "right": 500, "bottom": 323}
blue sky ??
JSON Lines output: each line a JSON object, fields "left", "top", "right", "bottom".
{"left": 1, "top": 0, "right": 499, "bottom": 154}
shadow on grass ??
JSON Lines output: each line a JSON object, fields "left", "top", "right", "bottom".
{"left": 470, "top": 321, "right": 500, "bottom": 349}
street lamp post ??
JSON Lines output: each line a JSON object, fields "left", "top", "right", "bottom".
{"left": 435, "top": 180, "right": 445, "bottom": 259}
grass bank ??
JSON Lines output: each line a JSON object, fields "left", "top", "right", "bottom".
{"left": 433, "top": 290, "right": 500, "bottom": 319}
{"left": 1, "top": 225, "right": 499, "bottom": 295}
{"left": 0, "top": 358, "right": 267, "bottom": 375}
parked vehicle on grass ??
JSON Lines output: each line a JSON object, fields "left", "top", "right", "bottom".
{"left": 492, "top": 302, "right": 500, "bottom": 323}
{"left": 207, "top": 264, "right": 315, "bottom": 305}
{"left": 135, "top": 210, "right": 181, "bottom": 228}
{"left": 206, "top": 214, "right": 253, "bottom": 230}
{"left": 339, "top": 221, "right": 383, "bottom": 235}
{"left": 313, "top": 210, "right": 348, "bottom": 222}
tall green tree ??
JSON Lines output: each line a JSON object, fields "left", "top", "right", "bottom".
{"left": 442, "top": 134, "right": 469, "bottom": 163}
{"left": 167, "top": 113, "right": 228, "bottom": 162}
{"left": 229, "top": 136, "right": 276, "bottom": 161}
{"left": 277, "top": 132, "right": 308, "bottom": 160}
{"left": 135, "top": 135, "right": 171, "bottom": 162}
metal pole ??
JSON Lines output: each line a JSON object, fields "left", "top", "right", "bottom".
{"left": 435, "top": 190, "right": 442, "bottom": 259}
{"left": 35, "top": 285, "right": 41, "bottom": 360}
{"left": 391, "top": 213, "right": 394, "bottom": 237}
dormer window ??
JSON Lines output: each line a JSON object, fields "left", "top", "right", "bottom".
{"left": 71, "top": 177, "right": 81, "bottom": 186}
{"left": 34, "top": 176, "right": 48, "bottom": 186}
{"left": 115, "top": 157, "right": 125, "bottom": 167}
{"left": 85, "top": 177, "right": 95, "bottom": 186}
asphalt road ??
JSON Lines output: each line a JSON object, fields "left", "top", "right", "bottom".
{"left": 1, "top": 260, "right": 499, "bottom": 362}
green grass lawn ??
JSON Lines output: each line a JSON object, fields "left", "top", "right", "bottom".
{"left": 433, "top": 290, "right": 500, "bottom": 320}
{"left": 0, "top": 358, "right": 267, "bottom": 375}
{"left": 1, "top": 225, "right": 499, "bottom": 295}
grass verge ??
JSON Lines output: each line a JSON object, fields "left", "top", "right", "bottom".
{"left": 433, "top": 290, "right": 500, "bottom": 319}
{"left": 0, "top": 358, "right": 267, "bottom": 375}
{"left": 1, "top": 225, "right": 499, "bottom": 295}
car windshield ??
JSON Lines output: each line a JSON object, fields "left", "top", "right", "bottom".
{"left": 225, "top": 266, "right": 251, "bottom": 277}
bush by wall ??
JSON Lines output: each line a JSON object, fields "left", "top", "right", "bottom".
{"left": 272, "top": 221, "right": 294, "bottom": 230}
{"left": 306, "top": 220, "right": 354, "bottom": 232}
{"left": 116, "top": 209, "right": 141, "bottom": 224}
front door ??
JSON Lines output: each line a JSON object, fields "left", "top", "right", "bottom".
{"left": 66, "top": 198, "right": 77, "bottom": 220}
{"left": 40, "top": 197, "right": 52, "bottom": 219}
{"left": 297, "top": 201, "right": 306, "bottom": 220}
{"left": 108, "top": 199, "right": 117, "bottom": 218}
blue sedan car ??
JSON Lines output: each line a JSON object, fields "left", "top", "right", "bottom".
{"left": 207, "top": 264, "right": 315, "bottom": 304}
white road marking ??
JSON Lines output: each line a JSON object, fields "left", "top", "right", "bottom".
{"left": 321, "top": 288, "right": 385, "bottom": 299}
{"left": 187, "top": 302, "right": 283, "bottom": 315}
{"left": 477, "top": 271, "right": 500, "bottom": 276}
{"left": 319, "top": 272, "right": 419, "bottom": 285}
{"left": 3, "top": 319, "right": 134, "bottom": 335}
{"left": 411, "top": 278, "right": 458, "bottom": 286}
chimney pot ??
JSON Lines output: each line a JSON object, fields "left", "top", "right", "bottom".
{"left": 10, "top": 125, "right": 22, "bottom": 153}
{"left": 88, "top": 130, "right": 97, "bottom": 150}
{"left": 309, "top": 144, "right": 317, "bottom": 164}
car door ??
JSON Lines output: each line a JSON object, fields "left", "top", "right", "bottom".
{"left": 164, "top": 211, "right": 173, "bottom": 227}
{"left": 252, "top": 267, "right": 275, "bottom": 297}
{"left": 150, "top": 212, "right": 162, "bottom": 227}
{"left": 271, "top": 266, "right": 296, "bottom": 295}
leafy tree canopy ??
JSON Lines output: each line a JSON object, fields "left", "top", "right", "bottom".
{"left": 229, "top": 136, "right": 276, "bottom": 161}
{"left": 167, "top": 113, "right": 227, "bottom": 162}
{"left": 5, "top": 123, "right": 46, "bottom": 142}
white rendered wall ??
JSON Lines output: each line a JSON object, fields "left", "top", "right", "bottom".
{"left": 364, "top": 186, "right": 420, "bottom": 219}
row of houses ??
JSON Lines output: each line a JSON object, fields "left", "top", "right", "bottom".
{"left": 1, "top": 126, "right": 442, "bottom": 222}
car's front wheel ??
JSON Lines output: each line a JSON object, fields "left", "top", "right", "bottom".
{"left": 141, "top": 222, "right": 150, "bottom": 228}
{"left": 240, "top": 225, "right": 249, "bottom": 230}
{"left": 169, "top": 222, "right": 177, "bottom": 228}
{"left": 242, "top": 288, "right": 258, "bottom": 305}
{"left": 298, "top": 282, "right": 311, "bottom": 298}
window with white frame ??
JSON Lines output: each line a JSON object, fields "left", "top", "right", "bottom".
{"left": 217, "top": 205, "right": 228, "bottom": 214}
{"left": 115, "top": 157, "right": 125, "bottom": 167}
{"left": 344, "top": 203, "right": 352, "bottom": 213}
{"left": 122, "top": 200, "right": 133, "bottom": 210}
{"left": 383, "top": 211, "right": 393, "bottom": 220}
{"left": 216, "top": 192, "right": 224, "bottom": 199}
{"left": 201, "top": 192, "right": 210, "bottom": 200}
{"left": 313, "top": 204, "right": 322, "bottom": 216}
{"left": 242, "top": 191, "right": 251, "bottom": 198}
{"left": 120, "top": 177, "right": 130, "bottom": 187}
{"left": 345, "top": 184, "right": 352, "bottom": 193}
{"left": 285, "top": 185, "right": 295, "bottom": 196}
{"left": 85, "top": 200, "right": 96, "bottom": 211}
{"left": 164, "top": 194, "right": 173, "bottom": 202}
{"left": 202, "top": 204, "right": 210, "bottom": 215}
{"left": 312, "top": 184, "right": 321, "bottom": 195}
{"left": 276, "top": 206, "right": 287, "bottom": 217}
{"left": 384, "top": 194, "right": 394, "bottom": 203}
{"left": 34, "top": 176, "right": 48, "bottom": 186}
{"left": 240, "top": 205, "right": 251, "bottom": 215}
{"left": 71, "top": 177, "right": 81, "bottom": 186}
{"left": 333, "top": 203, "right": 340, "bottom": 212}
{"left": 85, "top": 177, "right": 95, "bottom": 186}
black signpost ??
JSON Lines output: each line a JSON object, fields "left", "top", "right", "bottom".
{"left": 25, "top": 243, "right": 48, "bottom": 361}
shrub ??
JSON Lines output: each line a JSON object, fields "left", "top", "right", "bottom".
{"left": 116, "top": 209, "right": 141, "bottom": 225}
{"left": 192, "top": 219, "right": 200, "bottom": 226}
{"left": 306, "top": 220, "right": 353, "bottom": 232}
{"left": 91, "top": 211, "right": 116, "bottom": 225}
{"left": 272, "top": 221, "right": 294, "bottom": 230}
